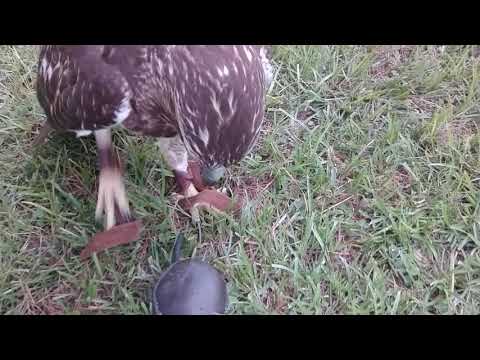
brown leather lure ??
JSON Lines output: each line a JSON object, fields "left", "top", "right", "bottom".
{"left": 182, "top": 161, "right": 242, "bottom": 216}
{"left": 80, "top": 220, "right": 143, "bottom": 260}
{"left": 178, "top": 189, "right": 242, "bottom": 216}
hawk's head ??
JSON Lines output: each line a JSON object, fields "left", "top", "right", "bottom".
{"left": 174, "top": 46, "right": 272, "bottom": 186}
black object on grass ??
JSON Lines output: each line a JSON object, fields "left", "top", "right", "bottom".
{"left": 152, "top": 233, "right": 228, "bottom": 315}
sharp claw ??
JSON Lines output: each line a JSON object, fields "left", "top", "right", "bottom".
{"left": 95, "top": 191, "right": 104, "bottom": 221}
{"left": 96, "top": 168, "right": 131, "bottom": 230}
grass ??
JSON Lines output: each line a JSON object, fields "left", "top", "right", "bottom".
{"left": 1, "top": 45, "right": 480, "bottom": 315}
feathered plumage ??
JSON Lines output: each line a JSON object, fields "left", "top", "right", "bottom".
{"left": 35, "top": 45, "right": 272, "bottom": 229}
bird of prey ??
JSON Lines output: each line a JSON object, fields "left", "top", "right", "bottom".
{"left": 35, "top": 45, "right": 273, "bottom": 230}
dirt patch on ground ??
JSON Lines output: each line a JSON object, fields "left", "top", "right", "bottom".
{"left": 369, "top": 46, "right": 415, "bottom": 79}
{"left": 296, "top": 107, "right": 320, "bottom": 131}
{"left": 23, "top": 228, "right": 49, "bottom": 253}
{"left": 262, "top": 287, "right": 288, "bottom": 314}
{"left": 436, "top": 118, "right": 478, "bottom": 146}
{"left": 393, "top": 166, "right": 412, "bottom": 193}
{"left": 303, "top": 248, "right": 323, "bottom": 265}
{"left": 261, "top": 284, "right": 295, "bottom": 314}
{"left": 414, "top": 248, "right": 434, "bottom": 269}
{"left": 16, "top": 272, "right": 133, "bottom": 315}
{"left": 16, "top": 280, "right": 80, "bottom": 315}
{"left": 332, "top": 228, "right": 362, "bottom": 267}
{"left": 321, "top": 148, "right": 348, "bottom": 173}
{"left": 407, "top": 95, "right": 440, "bottom": 118}
{"left": 26, "top": 123, "right": 44, "bottom": 144}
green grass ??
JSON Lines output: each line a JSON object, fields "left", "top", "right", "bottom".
{"left": 1, "top": 45, "right": 480, "bottom": 314}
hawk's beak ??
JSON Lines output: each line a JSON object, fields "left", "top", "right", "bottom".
{"left": 201, "top": 165, "right": 225, "bottom": 186}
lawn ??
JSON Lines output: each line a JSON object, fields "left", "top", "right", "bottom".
{"left": 1, "top": 45, "right": 479, "bottom": 315}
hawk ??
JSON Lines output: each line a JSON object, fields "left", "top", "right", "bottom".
{"left": 35, "top": 45, "right": 273, "bottom": 230}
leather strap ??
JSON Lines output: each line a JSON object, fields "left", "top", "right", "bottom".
{"left": 80, "top": 220, "right": 143, "bottom": 260}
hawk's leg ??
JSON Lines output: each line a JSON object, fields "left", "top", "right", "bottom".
{"left": 94, "top": 128, "right": 132, "bottom": 230}
{"left": 156, "top": 135, "right": 198, "bottom": 198}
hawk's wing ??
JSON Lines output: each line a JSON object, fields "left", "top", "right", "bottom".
{"left": 36, "top": 45, "right": 132, "bottom": 134}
